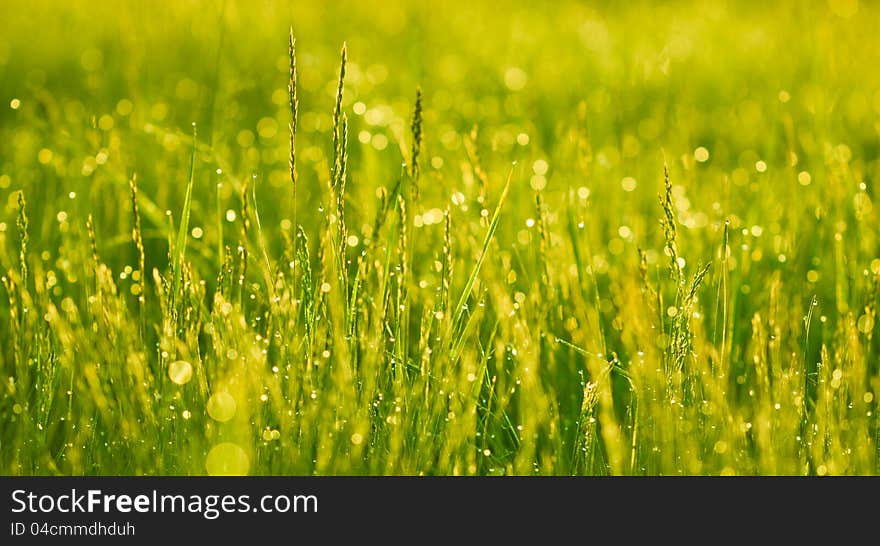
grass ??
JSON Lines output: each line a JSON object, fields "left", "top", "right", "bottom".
{"left": 1, "top": 0, "right": 879, "bottom": 476}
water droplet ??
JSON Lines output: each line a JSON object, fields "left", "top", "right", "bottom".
{"left": 168, "top": 360, "right": 193, "bottom": 385}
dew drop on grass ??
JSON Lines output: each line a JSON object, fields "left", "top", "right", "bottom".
{"left": 857, "top": 314, "right": 874, "bottom": 334}
{"left": 168, "top": 360, "right": 193, "bottom": 385}
{"left": 206, "top": 392, "right": 237, "bottom": 422}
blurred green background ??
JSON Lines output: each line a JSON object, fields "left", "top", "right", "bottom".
{"left": 3, "top": 1, "right": 878, "bottom": 246}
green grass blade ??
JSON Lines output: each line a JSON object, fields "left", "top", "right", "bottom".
{"left": 451, "top": 166, "right": 513, "bottom": 333}
{"left": 172, "top": 124, "right": 197, "bottom": 301}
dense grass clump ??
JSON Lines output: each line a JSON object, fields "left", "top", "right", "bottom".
{"left": 1, "top": 1, "right": 879, "bottom": 475}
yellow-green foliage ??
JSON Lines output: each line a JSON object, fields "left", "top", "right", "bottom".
{"left": 0, "top": 0, "right": 879, "bottom": 475}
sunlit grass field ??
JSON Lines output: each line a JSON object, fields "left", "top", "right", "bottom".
{"left": 1, "top": 0, "right": 879, "bottom": 475}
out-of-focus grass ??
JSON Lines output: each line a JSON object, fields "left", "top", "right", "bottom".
{"left": 1, "top": 0, "right": 879, "bottom": 475}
